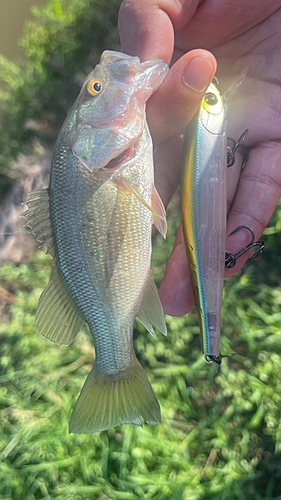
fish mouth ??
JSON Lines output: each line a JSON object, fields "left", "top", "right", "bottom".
{"left": 103, "top": 144, "right": 136, "bottom": 170}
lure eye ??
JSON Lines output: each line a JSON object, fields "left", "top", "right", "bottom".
{"left": 204, "top": 93, "right": 218, "bottom": 106}
{"left": 87, "top": 79, "right": 103, "bottom": 96}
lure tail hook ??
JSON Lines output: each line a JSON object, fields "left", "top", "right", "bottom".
{"left": 205, "top": 353, "right": 239, "bottom": 375}
{"left": 227, "top": 129, "right": 249, "bottom": 169}
{"left": 225, "top": 225, "right": 264, "bottom": 269}
{"left": 205, "top": 354, "right": 221, "bottom": 365}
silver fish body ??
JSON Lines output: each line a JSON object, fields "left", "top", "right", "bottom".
{"left": 23, "top": 51, "right": 168, "bottom": 433}
{"left": 50, "top": 125, "right": 155, "bottom": 373}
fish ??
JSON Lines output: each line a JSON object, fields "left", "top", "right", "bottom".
{"left": 181, "top": 82, "right": 228, "bottom": 364}
{"left": 22, "top": 50, "right": 169, "bottom": 433}
{"left": 181, "top": 74, "right": 247, "bottom": 365}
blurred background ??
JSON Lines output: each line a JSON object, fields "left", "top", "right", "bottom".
{"left": 0, "top": 0, "right": 47, "bottom": 60}
{"left": 0, "top": 1, "right": 281, "bottom": 499}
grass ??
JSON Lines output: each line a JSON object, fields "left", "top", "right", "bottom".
{"left": 0, "top": 200, "right": 281, "bottom": 499}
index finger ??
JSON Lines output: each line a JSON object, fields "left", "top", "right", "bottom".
{"left": 225, "top": 142, "right": 281, "bottom": 276}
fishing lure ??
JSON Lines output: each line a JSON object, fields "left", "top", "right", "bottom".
{"left": 181, "top": 77, "right": 264, "bottom": 366}
{"left": 181, "top": 81, "right": 227, "bottom": 364}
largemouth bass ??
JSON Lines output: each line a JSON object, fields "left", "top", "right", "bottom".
{"left": 22, "top": 51, "right": 169, "bottom": 433}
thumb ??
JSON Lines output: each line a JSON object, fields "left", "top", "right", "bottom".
{"left": 118, "top": 0, "right": 198, "bottom": 63}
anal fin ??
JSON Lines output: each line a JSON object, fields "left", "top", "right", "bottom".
{"left": 137, "top": 270, "right": 167, "bottom": 337}
{"left": 36, "top": 266, "right": 84, "bottom": 346}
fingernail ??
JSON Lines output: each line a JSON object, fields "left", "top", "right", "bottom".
{"left": 183, "top": 56, "right": 215, "bottom": 92}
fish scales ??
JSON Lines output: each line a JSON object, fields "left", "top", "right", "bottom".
{"left": 50, "top": 133, "right": 153, "bottom": 372}
{"left": 22, "top": 51, "right": 168, "bottom": 433}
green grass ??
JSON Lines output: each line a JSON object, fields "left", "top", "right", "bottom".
{"left": 1, "top": 201, "right": 281, "bottom": 500}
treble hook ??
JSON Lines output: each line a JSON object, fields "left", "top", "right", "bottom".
{"left": 205, "top": 353, "right": 239, "bottom": 374}
{"left": 212, "top": 75, "right": 219, "bottom": 86}
{"left": 225, "top": 225, "right": 264, "bottom": 269}
{"left": 227, "top": 129, "right": 249, "bottom": 169}
{"left": 210, "top": 79, "right": 248, "bottom": 169}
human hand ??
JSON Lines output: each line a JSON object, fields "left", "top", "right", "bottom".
{"left": 119, "top": 0, "right": 281, "bottom": 316}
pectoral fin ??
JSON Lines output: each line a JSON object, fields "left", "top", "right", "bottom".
{"left": 137, "top": 270, "right": 167, "bottom": 337}
{"left": 117, "top": 177, "right": 167, "bottom": 238}
{"left": 151, "top": 185, "right": 167, "bottom": 238}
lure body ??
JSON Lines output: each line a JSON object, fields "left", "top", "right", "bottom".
{"left": 23, "top": 51, "right": 168, "bottom": 433}
{"left": 181, "top": 83, "right": 226, "bottom": 359}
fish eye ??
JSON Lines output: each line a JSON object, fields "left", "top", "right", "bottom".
{"left": 204, "top": 93, "right": 218, "bottom": 106}
{"left": 87, "top": 79, "right": 103, "bottom": 96}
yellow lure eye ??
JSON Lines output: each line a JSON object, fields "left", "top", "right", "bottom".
{"left": 204, "top": 93, "right": 218, "bottom": 106}
{"left": 87, "top": 79, "right": 103, "bottom": 96}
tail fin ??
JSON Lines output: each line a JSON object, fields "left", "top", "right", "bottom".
{"left": 69, "top": 358, "right": 161, "bottom": 434}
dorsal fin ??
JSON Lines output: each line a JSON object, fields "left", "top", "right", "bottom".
{"left": 36, "top": 266, "right": 84, "bottom": 345}
{"left": 21, "top": 189, "right": 55, "bottom": 260}
{"left": 21, "top": 189, "right": 84, "bottom": 345}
